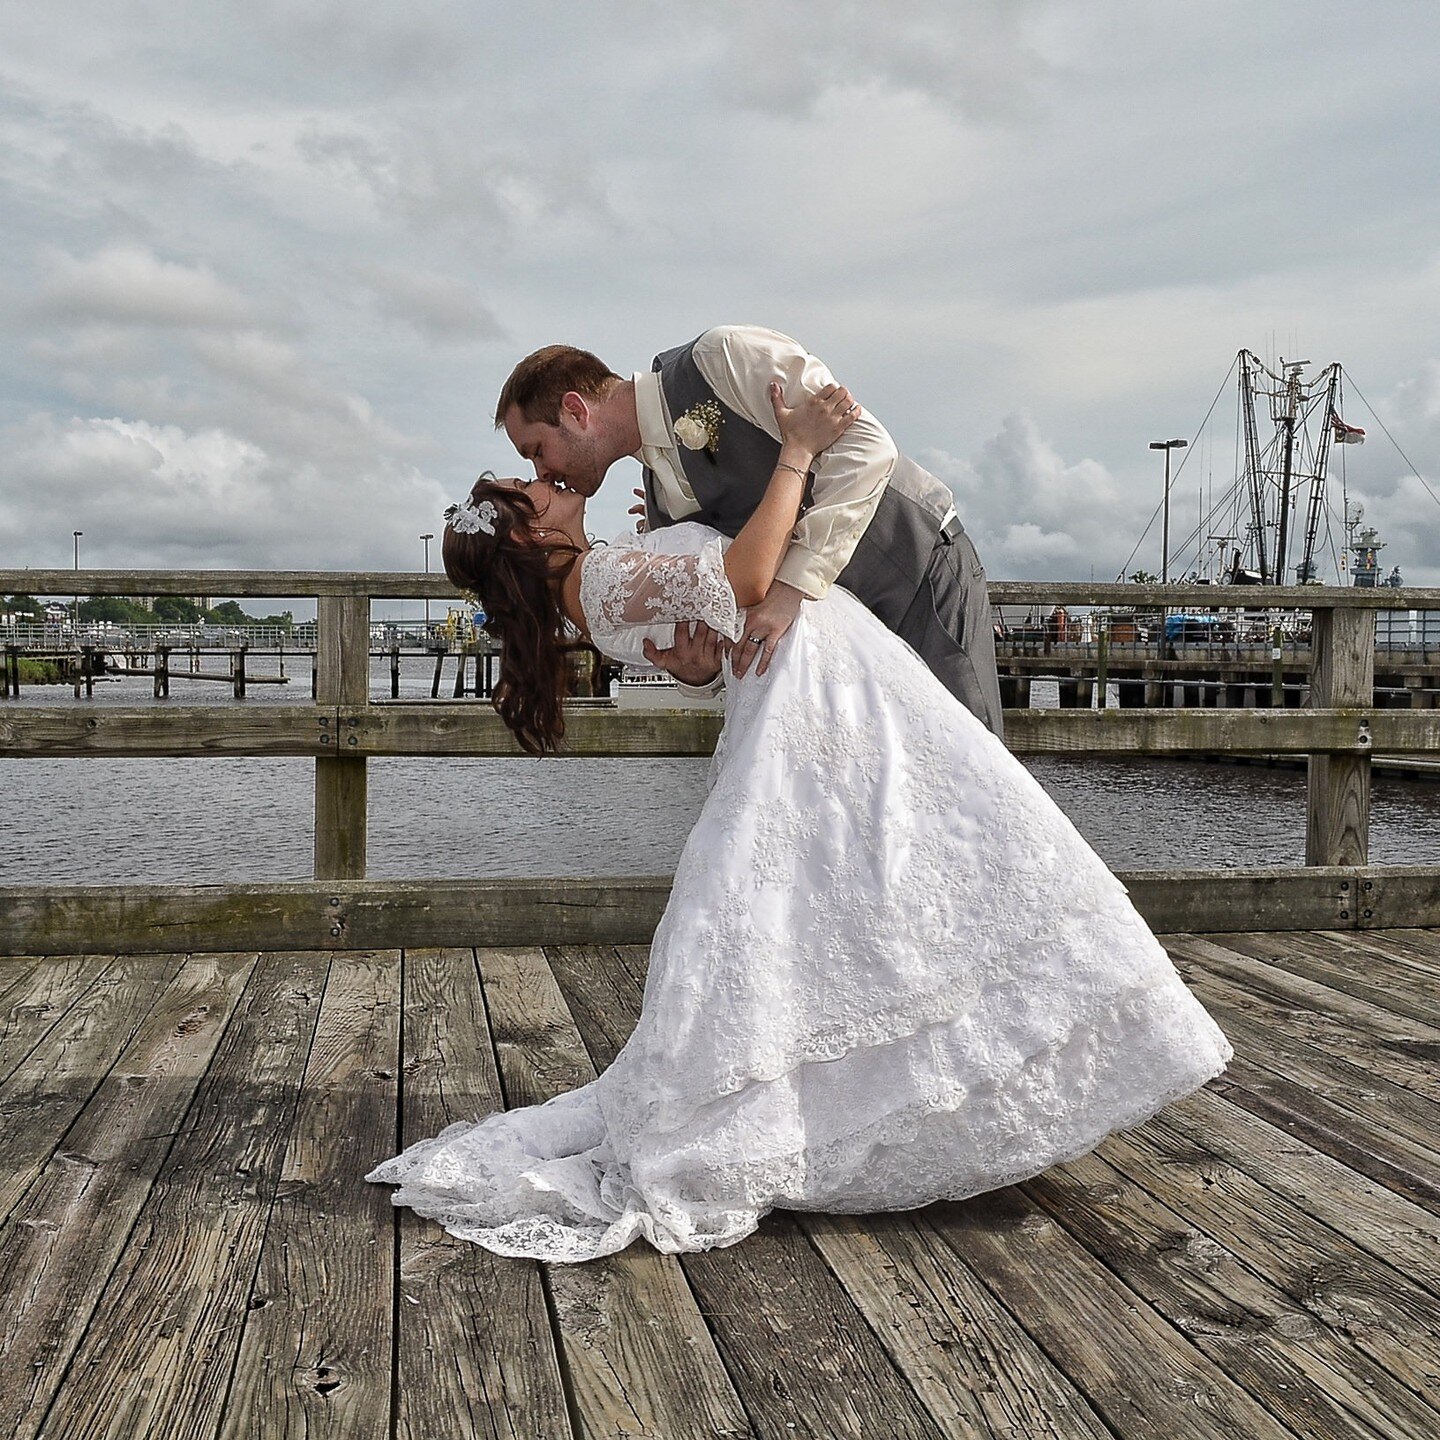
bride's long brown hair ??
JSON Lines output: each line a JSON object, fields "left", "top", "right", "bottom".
{"left": 441, "top": 475, "right": 583, "bottom": 756}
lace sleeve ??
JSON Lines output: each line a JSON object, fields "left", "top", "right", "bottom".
{"left": 579, "top": 538, "right": 742, "bottom": 644}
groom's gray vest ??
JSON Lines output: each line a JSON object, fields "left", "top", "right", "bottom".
{"left": 640, "top": 337, "right": 1005, "bottom": 736}
{"left": 641, "top": 340, "right": 955, "bottom": 632}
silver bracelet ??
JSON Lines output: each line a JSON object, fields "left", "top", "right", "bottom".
{"left": 775, "top": 461, "right": 809, "bottom": 479}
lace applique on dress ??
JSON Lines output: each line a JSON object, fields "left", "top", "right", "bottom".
{"left": 579, "top": 533, "right": 741, "bottom": 666}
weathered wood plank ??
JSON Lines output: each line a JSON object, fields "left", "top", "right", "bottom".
{"left": 1165, "top": 948, "right": 1440, "bottom": 1211}
{"left": 479, "top": 946, "right": 752, "bottom": 1440}
{"left": 0, "top": 954, "right": 255, "bottom": 1439}
{"left": 0, "top": 954, "right": 185, "bottom": 1222}
{"left": 0, "top": 953, "right": 114, "bottom": 1083}
{"left": 1159, "top": 1089, "right": 1440, "bottom": 1298}
{"left": 0, "top": 878, "right": 675, "bottom": 955}
{"left": 0, "top": 706, "right": 332, "bottom": 757}
{"left": 1006, "top": 707, "right": 1440, "bottom": 755}
{"left": 1211, "top": 930, "right": 1440, "bottom": 1030}
{"left": 0, "top": 704, "right": 725, "bottom": 758}
{"left": 221, "top": 951, "right": 399, "bottom": 1440}
{"left": 985, "top": 580, "right": 1440, "bottom": 610}
{"left": 1120, "top": 868, "right": 1355, "bottom": 933}
{"left": 1028, "top": 1145, "right": 1440, "bottom": 1438}
{"left": 349, "top": 704, "right": 725, "bottom": 757}
{"left": 1096, "top": 1120, "right": 1440, "bottom": 1411}
{"left": 0, "top": 566, "right": 466, "bottom": 599}
{"left": 1173, "top": 936, "right": 1440, "bottom": 1100}
{"left": 39, "top": 951, "right": 327, "bottom": 1440}
{"left": 3, "top": 872, "right": 1439, "bottom": 961}
{"left": 1314, "top": 927, "right": 1440, "bottom": 984}
{"left": 926, "top": 1190, "right": 1298, "bottom": 1440}
{"left": 9, "top": 567, "right": 1437, "bottom": 608}
{"left": 801, "top": 1213, "right": 1115, "bottom": 1440}
{"left": 0, "top": 957, "right": 39, "bottom": 1007}
{"left": 391, "top": 947, "right": 573, "bottom": 1440}
{"left": 9, "top": 703, "right": 1440, "bottom": 758}
{"left": 1171, "top": 940, "right": 1440, "bottom": 1156}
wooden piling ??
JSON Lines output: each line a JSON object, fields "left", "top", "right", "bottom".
{"left": 314, "top": 594, "right": 369, "bottom": 881}
{"left": 1305, "top": 607, "right": 1375, "bottom": 868}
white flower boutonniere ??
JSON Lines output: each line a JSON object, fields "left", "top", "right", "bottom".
{"left": 674, "top": 400, "right": 722, "bottom": 459}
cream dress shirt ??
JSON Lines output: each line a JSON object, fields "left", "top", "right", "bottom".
{"left": 634, "top": 325, "right": 952, "bottom": 600}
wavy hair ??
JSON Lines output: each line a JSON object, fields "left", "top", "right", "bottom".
{"left": 441, "top": 475, "right": 583, "bottom": 755}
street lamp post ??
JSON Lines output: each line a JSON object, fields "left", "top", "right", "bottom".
{"left": 421, "top": 532, "right": 434, "bottom": 630}
{"left": 1148, "top": 440, "right": 1188, "bottom": 582}
{"left": 72, "top": 530, "right": 83, "bottom": 637}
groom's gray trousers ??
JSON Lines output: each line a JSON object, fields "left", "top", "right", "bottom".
{"left": 895, "top": 515, "right": 1005, "bottom": 739}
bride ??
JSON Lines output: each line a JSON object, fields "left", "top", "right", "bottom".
{"left": 367, "top": 382, "right": 1232, "bottom": 1262}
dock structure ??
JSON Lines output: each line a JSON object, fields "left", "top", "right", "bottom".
{"left": 1, "top": 566, "right": 1439, "bottom": 1437}
{"left": 1, "top": 930, "right": 1438, "bottom": 1440}
{"left": 992, "top": 590, "right": 1440, "bottom": 714}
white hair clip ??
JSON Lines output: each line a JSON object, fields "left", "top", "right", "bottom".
{"left": 445, "top": 498, "right": 497, "bottom": 536}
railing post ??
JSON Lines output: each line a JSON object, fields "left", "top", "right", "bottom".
{"left": 1305, "top": 604, "right": 1374, "bottom": 866}
{"left": 315, "top": 594, "right": 370, "bottom": 880}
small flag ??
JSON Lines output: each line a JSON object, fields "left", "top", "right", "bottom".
{"left": 1331, "top": 412, "right": 1366, "bottom": 445}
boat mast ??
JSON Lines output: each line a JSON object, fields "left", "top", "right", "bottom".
{"left": 1273, "top": 358, "right": 1306, "bottom": 584}
{"left": 1296, "top": 364, "right": 1341, "bottom": 583}
{"left": 1237, "top": 351, "right": 1269, "bottom": 582}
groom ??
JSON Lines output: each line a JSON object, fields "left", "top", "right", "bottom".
{"left": 496, "top": 325, "right": 1003, "bottom": 736}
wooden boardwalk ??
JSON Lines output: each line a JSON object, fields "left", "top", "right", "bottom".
{"left": 3, "top": 930, "right": 1439, "bottom": 1440}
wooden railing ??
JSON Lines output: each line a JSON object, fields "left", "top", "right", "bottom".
{"left": 2, "top": 568, "right": 1439, "bottom": 952}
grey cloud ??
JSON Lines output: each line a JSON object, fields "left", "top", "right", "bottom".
{"left": 30, "top": 243, "right": 257, "bottom": 329}
{"left": 924, "top": 414, "right": 1137, "bottom": 582}
{"left": 357, "top": 264, "right": 506, "bottom": 343}
{"left": 0, "top": 411, "right": 448, "bottom": 572}
{"left": 697, "top": 0, "right": 1051, "bottom": 121}
{"left": 295, "top": 117, "right": 616, "bottom": 243}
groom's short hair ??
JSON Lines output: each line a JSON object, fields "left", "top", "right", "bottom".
{"left": 495, "top": 345, "right": 622, "bottom": 427}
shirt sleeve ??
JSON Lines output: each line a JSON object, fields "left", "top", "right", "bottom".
{"left": 579, "top": 538, "right": 743, "bottom": 648}
{"left": 692, "top": 326, "right": 900, "bottom": 599}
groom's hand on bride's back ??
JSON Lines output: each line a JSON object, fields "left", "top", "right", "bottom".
{"left": 642, "top": 621, "right": 727, "bottom": 687}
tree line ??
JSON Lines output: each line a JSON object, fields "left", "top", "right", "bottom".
{"left": 2, "top": 594, "right": 296, "bottom": 628}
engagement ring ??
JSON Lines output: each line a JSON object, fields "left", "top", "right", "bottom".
{"left": 748, "top": 635, "right": 763, "bottom": 644}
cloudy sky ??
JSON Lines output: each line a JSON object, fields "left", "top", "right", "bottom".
{"left": 3, "top": 0, "right": 1439, "bottom": 609}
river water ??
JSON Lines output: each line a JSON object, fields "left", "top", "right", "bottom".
{"left": 3, "top": 659, "right": 1437, "bottom": 883}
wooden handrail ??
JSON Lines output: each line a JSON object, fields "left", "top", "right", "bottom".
{"left": 5, "top": 572, "right": 1440, "bottom": 909}
{"left": 4, "top": 567, "right": 1440, "bottom": 609}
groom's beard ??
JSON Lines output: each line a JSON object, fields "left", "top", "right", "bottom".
{"left": 556, "top": 436, "right": 610, "bottom": 497}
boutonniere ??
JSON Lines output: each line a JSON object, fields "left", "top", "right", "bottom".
{"left": 673, "top": 400, "right": 722, "bottom": 460}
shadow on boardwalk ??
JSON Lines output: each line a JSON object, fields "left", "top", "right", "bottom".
{"left": 3, "top": 929, "right": 1439, "bottom": 1439}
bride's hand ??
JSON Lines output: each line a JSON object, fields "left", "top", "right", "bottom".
{"left": 769, "top": 381, "right": 860, "bottom": 461}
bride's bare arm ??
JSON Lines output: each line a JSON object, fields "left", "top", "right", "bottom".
{"left": 722, "top": 383, "right": 859, "bottom": 608}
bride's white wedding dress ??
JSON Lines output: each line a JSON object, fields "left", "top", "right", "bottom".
{"left": 367, "top": 522, "right": 1231, "bottom": 1261}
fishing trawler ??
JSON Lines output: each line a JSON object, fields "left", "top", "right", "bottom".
{"left": 1170, "top": 349, "right": 1400, "bottom": 591}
